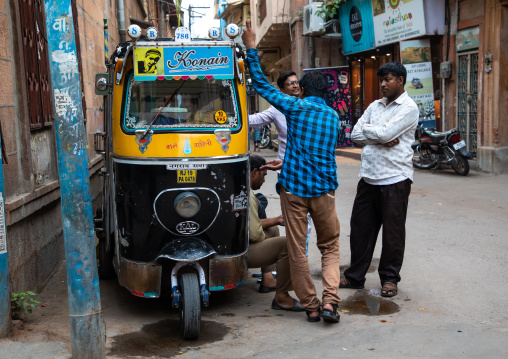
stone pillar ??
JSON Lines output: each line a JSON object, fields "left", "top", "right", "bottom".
{"left": 478, "top": 0, "right": 508, "bottom": 172}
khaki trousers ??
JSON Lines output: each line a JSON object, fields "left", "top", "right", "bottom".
{"left": 280, "top": 187, "right": 341, "bottom": 311}
{"left": 248, "top": 227, "right": 292, "bottom": 293}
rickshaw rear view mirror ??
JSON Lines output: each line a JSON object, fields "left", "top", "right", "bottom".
{"left": 95, "top": 73, "right": 109, "bottom": 95}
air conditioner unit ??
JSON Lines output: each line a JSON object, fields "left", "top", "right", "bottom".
{"left": 303, "top": 2, "right": 325, "bottom": 36}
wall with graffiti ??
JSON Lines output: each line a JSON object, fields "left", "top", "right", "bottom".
{"left": 305, "top": 67, "right": 353, "bottom": 148}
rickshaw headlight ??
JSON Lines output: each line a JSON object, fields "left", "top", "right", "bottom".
{"left": 174, "top": 192, "right": 201, "bottom": 218}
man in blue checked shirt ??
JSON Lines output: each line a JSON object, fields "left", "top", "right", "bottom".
{"left": 242, "top": 20, "right": 342, "bottom": 324}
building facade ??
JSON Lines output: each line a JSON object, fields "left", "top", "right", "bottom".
{"left": 0, "top": 0, "right": 177, "bottom": 293}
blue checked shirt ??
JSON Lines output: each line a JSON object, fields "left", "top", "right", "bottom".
{"left": 246, "top": 49, "right": 340, "bottom": 197}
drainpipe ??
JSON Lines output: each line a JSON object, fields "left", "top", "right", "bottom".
{"left": 118, "top": 0, "right": 127, "bottom": 42}
{"left": 309, "top": 0, "right": 315, "bottom": 68}
{"left": 161, "top": 4, "right": 165, "bottom": 37}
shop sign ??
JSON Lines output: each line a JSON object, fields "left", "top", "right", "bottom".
{"left": 456, "top": 26, "right": 480, "bottom": 52}
{"left": 339, "top": 0, "right": 376, "bottom": 55}
{"left": 372, "top": 0, "right": 426, "bottom": 46}
{"left": 134, "top": 46, "right": 234, "bottom": 80}
{"left": 400, "top": 39, "right": 435, "bottom": 128}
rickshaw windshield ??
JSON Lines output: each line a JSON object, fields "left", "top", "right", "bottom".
{"left": 123, "top": 75, "right": 240, "bottom": 131}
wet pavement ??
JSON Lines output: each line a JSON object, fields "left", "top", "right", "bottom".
{"left": 1, "top": 146, "right": 507, "bottom": 358}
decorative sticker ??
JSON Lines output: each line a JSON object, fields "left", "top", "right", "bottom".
{"left": 167, "top": 164, "right": 207, "bottom": 170}
{"left": 135, "top": 130, "right": 153, "bottom": 153}
{"left": 183, "top": 137, "right": 192, "bottom": 155}
{"left": 232, "top": 191, "right": 248, "bottom": 211}
{"left": 214, "top": 110, "right": 228, "bottom": 124}
{"left": 214, "top": 129, "right": 231, "bottom": 153}
{"left": 164, "top": 46, "right": 234, "bottom": 78}
{"left": 177, "top": 170, "right": 197, "bottom": 183}
{"left": 134, "top": 47, "right": 164, "bottom": 77}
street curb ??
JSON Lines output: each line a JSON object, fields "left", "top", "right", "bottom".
{"left": 335, "top": 148, "right": 362, "bottom": 161}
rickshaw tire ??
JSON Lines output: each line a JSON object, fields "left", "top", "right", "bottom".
{"left": 98, "top": 235, "right": 115, "bottom": 279}
{"left": 179, "top": 272, "right": 201, "bottom": 339}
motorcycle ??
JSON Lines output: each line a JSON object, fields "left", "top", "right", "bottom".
{"left": 259, "top": 125, "right": 272, "bottom": 149}
{"left": 412, "top": 122, "right": 473, "bottom": 176}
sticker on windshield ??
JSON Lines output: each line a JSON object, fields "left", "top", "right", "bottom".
{"left": 214, "top": 110, "right": 228, "bottom": 124}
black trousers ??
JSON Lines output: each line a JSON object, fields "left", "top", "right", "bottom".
{"left": 344, "top": 178, "right": 411, "bottom": 286}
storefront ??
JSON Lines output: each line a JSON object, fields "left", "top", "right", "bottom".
{"left": 339, "top": 0, "right": 445, "bottom": 130}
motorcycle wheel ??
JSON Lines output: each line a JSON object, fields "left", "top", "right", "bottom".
{"left": 179, "top": 272, "right": 201, "bottom": 339}
{"left": 451, "top": 153, "right": 470, "bottom": 176}
{"left": 413, "top": 146, "right": 437, "bottom": 169}
{"left": 259, "top": 130, "right": 271, "bottom": 149}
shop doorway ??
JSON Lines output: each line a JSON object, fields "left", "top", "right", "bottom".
{"left": 457, "top": 51, "right": 478, "bottom": 157}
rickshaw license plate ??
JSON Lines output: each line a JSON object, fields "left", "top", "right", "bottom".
{"left": 177, "top": 170, "right": 197, "bottom": 183}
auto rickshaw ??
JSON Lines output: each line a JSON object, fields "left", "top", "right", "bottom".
{"left": 94, "top": 24, "right": 249, "bottom": 339}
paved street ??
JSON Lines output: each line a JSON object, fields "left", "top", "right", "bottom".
{"left": 1, "top": 148, "right": 507, "bottom": 358}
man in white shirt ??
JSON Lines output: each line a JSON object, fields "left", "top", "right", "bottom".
{"left": 340, "top": 62, "right": 419, "bottom": 298}
{"left": 249, "top": 71, "right": 300, "bottom": 161}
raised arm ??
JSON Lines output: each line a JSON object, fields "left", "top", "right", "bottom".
{"left": 242, "top": 20, "right": 297, "bottom": 117}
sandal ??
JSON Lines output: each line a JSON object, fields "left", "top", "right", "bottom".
{"left": 306, "top": 310, "right": 321, "bottom": 322}
{"left": 320, "top": 303, "right": 340, "bottom": 323}
{"left": 339, "top": 277, "right": 365, "bottom": 289}
{"left": 381, "top": 282, "right": 398, "bottom": 297}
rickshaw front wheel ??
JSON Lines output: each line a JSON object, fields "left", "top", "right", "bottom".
{"left": 179, "top": 272, "right": 201, "bottom": 339}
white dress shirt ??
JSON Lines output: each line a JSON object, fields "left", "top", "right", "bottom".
{"left": 249, "top": 106, "right": 287, "bottom": 160}
{"left": 352, "top": 91, "right": 419, "bottom": 182}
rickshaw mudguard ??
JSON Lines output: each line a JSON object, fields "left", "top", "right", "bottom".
{"left": 156, "top": 237, "right": 217, "bottom": 262}
{"left": 208, "top": 251, "right": 248, "bottom": 291}
{"left": 118, "top": 257, "right": 162, "bottom": 298}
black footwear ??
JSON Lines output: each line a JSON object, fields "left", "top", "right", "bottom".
{"left": 320, "top": 304, "right": 340, "bottom": 323}
{"left": 306, "top": 310, "right": 321, "bottom": 322}
{"left": 252, "top": 272, "right": 262, "bottom": 278}
{"left": 258, "top": 285, "right": 276, "bottom": 293}
{"left": 339, "top": 278, "right": 365, "bottom": 289}
{"left": 271, "top": 299, "right": 305, "bottom": 312}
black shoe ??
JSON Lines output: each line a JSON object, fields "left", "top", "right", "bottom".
{"left": 306, "top": 310, "right": 321, "bottom": 322}
{"left": 258, "top": 285, "right": 276, "bottom": 293}
{"left": 271, "top": 299, "right": 305, "bottom": 312}
{"left": 339, "top": 278, "right": 365, "bottom": 289}
{"left": 320, "top": 304, "right": 340, "bottom": 323}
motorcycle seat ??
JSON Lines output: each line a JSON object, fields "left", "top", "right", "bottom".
{"left": 428, "top": 128, "right": 456, "bottom": 143}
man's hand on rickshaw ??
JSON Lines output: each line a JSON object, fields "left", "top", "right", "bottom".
{"left": 241, "top": 20, "right": 256, "bottom": 50}
{"left": 260, "top": 159, "right": 283, "bottom": 171}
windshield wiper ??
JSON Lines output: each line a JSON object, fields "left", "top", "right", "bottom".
{"left": 140, "top": 80, "right": 187, "bottom": 140}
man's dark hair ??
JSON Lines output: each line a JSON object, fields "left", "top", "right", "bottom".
{"left": 277, "top": 71, "right": 297, "bottom": 89}
{"left": 377, "top": 62, "right": 407, "bottom": 85}
{"left": 299, "top": 71, "right": 328, "bottom": 98}
{"left": 250, "top": 155, "right": 266, "bottom": 172}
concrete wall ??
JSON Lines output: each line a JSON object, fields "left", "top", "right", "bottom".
{"left": 0, "top": 0, "right": 145, "bottom": 294}
{"left": 443, "top": 0, "right": 508, "bottom": 173}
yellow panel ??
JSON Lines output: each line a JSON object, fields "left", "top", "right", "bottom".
{"left": 111, "top": 53, "right": 248, "bottom": 158}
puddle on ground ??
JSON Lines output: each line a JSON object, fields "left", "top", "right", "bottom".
{"left": 108, "top": 319, "right": 229, "bottom": 358}
{"left": 340, "top": 291, "right": 399, "bottom": 316}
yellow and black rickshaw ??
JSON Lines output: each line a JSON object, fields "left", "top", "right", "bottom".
{"left": 94, "top": 24, "right": 249, "bottom": 339}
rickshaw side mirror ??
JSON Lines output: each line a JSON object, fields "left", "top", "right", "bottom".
{"left": 95, "top": 73, "right": 109, "bottom": 95}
